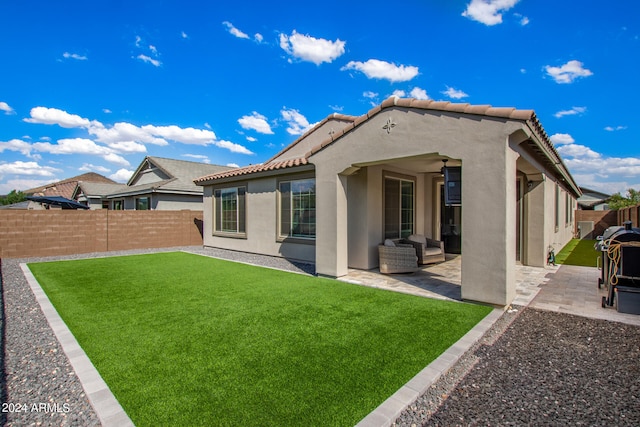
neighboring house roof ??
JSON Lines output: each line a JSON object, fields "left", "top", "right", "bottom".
{"left": 577, "top": 187, "right": 611, "bottom": 209}
{"left": 108, "top": 156, "right": 235, "bottom": 198}
{"left": 0, "top": 201, "right": 32, "bottom": 210}
{"left": 73, "top": 181, "right": 127, "bottom": 200}
{"left": 25, "top": 172, "right": 117, "bottom": 199}
{"left": 194, "top": 97, "right": 581, "bottom": 197}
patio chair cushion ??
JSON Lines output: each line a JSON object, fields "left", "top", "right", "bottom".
{"left": 383, "top": 239, "right": 396, "bottom": 247}
{"left": 407, "top": 234, "right": 427, "bottom": 246}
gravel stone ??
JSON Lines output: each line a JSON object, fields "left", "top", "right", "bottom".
{"left": 394, "top": 308, "right": 640, "bottom": 426}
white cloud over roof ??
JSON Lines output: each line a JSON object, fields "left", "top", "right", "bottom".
{"left": 341, "top": 59, "right": 419, "bottom": 83}
{"left": 545, "top": 60, "right": 593, "bottom": 84}
{"left": 462, "top": 0, "right": 520, "bottom": 26}
{"left": 0, "top": 161, "right": 61, "bottom": 177}
{"left": 442, "top": 86, "right": 468, "bottom": 99}
{"left": 554, "top": 106, "right": 587, "bottom": 118}
{"left": 238, "top": 112, "right": 274, "bottom": 134}
{"left": 223, "top": 21, "right": 249, "bottom": 39}
{"left": 280, "top": 107, "right": 316, "bottom": 136}
{"left": 280, "top": 30, "right": 345, "bottom": 65}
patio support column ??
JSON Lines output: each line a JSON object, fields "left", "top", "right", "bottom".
{"left": 315, "top": 171, "right": 349, "bottom": 277}
{"left": 460, "top": 147, "right": 517, "bottom": 306}
{"left": 524, "top": 180, "right": 547, "bottom": 267}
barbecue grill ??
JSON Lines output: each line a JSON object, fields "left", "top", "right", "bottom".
{"left": 596, "top": 221, "right": 640, "bottom": 310}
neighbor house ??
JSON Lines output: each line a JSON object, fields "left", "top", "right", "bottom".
{"left": 195, "top": 97, "right": 581, "bottom": 307}
{"left": 106, "top": 156, "right": 235, "bottom": 210}
{"left": 577, "top": 187, "right": 610, "bottom": 211}
{"left": 25, "top": 172, "right": 118, "bottom": 199}
{"left": 73, "top": 181, "right": 127, "bottom": 209}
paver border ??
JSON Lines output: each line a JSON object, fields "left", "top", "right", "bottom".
{"left": 20, "top": 263, "right": 134, "bottom": 427}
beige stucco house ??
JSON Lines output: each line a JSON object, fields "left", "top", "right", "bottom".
{"left": 195, "top": 97, "right": 580, "bottom": 307}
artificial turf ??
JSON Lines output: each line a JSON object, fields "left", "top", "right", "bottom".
{"left": 555, "top": 239, "right": 599, "bottom": 267}
{"left": 28, "top": 252, "right": 492, "bottom": 426}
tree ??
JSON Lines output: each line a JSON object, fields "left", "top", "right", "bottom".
{"left": 607, "top": 188, "right": 640, "bottom": 210}
{"left": 0, "top": 189, "right": 27, "bottom": 206}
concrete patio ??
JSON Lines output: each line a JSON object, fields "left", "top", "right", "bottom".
{"left": 340, "top": 255, "right": 640, "bottom": 326}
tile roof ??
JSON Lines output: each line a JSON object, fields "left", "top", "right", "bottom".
{"left": 25, "top": 172, "right": 117, "bottom": 198}
{"left": 194, "top": 97, "right": 578, "bottom": 195}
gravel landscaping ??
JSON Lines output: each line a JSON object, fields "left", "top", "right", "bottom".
{"left": 2, "top": 246, "right": 640, "bottom": 426}
{"left": 394, "top": 308, "right": 640, "bottom": 426}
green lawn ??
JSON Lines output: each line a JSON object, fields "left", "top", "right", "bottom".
{"left": 29, "top": 252, "right": 492, "bottom": 427}
{"left": 555, "top": 239, "right": 599, "bottom": 267}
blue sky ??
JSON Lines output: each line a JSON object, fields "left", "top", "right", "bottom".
{"left": 1, "top": 0, "right": 638, "bottom": 195}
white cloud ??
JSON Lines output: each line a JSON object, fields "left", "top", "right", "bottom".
{"left": 341, "top": 59, "right": 419, "bottom": 82}
{"left": 214, "top": 140, "right": 254, "bottom": 155}
{"left": 0, "top": 139, "right": 33, "bottom": 156}
{"left": 137, "top": 54, "right": 162, "bottom": 67}
{"left": 24, "top": 106, "right": 91, "bottom": 128}
{"left": 556, "top": 143, "right": 600, "bottom": 159}
{"left": 254, "top": 33, "right": 263, "bottom": 43}
{"left": 519, "top": 16, "right": 529, "bottom": 26}
{"left": 102, "top": 153, "right": 131, "bottom": 167}
{"left": 604, "top": 125, "right": 627, "bottom": 131}
{"left": 0, "top": 178, "right": 52, "bottom": 194}
{"left": 462, "top": 0, "right": 520, "bottom": 26}
{"left": 31, "top": 138, "right": 131, "bottom": 166}
{"left": 545, "top": 60, "right": 593, "bottom": 84}
{"left": 0, "top": 101, "right": 15, "bottom": 115}
{"left": 363, "top": 91, "right": 379, "bottom": 99}
{"left": 79, "top": 163, "right": 111, "bottom": 173}
{"left": 223, "top": 21, "right": 250, "bottom": 39}
{"left": 227, "top": 163, "right": 240, "bottom": 168}
{"left": 89, "top": 122, "right": 169, "bottom": 146}
{"left": 410, "top": 87, "right": 430, "bottom": 100}
{"left": 63, "top": 52, "right": 87, "bottom": 61}
{"left": 33, "top": 138, "right": 112, "bottom": 155}
{"left": 281, "top": 108, "right": 316, "bottom": 136}
{"left": 181, "top": 31, "right": 188, "bottom": 39}
{"left": 109, "top": 168, "right": 134, "bottom": 183}
{"left": 392, "top": 90, "right": 406, "bottom": 98}
{"left": 106, "top": 140, "right": 147, "bottom": 153}
{"left": 238, "top": 112, "right": 274, "bottom": 134}
{"left": 554, "top": 106, "right": 587, "bottom": 118}
{"left": 0, "top": 161, "right": 61, "bottom": 177}
{"left": 246, "top": 136, "right": 257, "bottom": 142}
{"left": 141, "top": 125, "right": 216, "bottom": 145}
{"left": 103, "top": 108, "right": 112, "bottom": 114}
{"left": 550, "top": 133, "right": 575, "bottom": 145}
{"left": 280, "top": 30, "right": 346, "bottom": 65}
{"left": 442, "top": 86, "right": 468, "bottom": 99}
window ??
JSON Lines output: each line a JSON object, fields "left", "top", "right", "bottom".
{"left": 214, "top": 187, "right": 246, "bottom": 235}
{"left": 113, "top": 200, "right": 123, "bottom": 210}
{"left": 279, "top": 178, "right": 315, "bottom": 239}
{"left": 384, "top": 176, "right": 415, "bottom": 239}
{"left": 136, "top": 197, "right": 150, "bottom": 210}
{"left": 565, "top": 193, "right": 570, "bottom": 226}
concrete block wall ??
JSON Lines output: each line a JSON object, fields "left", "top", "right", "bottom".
{"left": 575, "top": 210, "right": 618, "bottom": 239}
{"left": 0, "top": 210, "right": 203, "bottom": 258}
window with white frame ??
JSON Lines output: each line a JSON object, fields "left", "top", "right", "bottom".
{"left": 279, "top": 178, "right": 315, "bottom": 239}
{"left": 214, "top": 187, "right": 246, "bottom": 235}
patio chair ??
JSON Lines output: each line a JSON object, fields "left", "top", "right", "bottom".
{"left": 402, "top": 234, "right": 445, "bottom": 265}
{"left": 378, "top": 239, "right": 419, "bottom": 274}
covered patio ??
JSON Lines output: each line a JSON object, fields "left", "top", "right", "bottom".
{"left": 339, "top": 255, "right": 554, "bottom": 307}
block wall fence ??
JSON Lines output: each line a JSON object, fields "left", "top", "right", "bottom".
{"left": 0, "top": 210, "right": 203, "bottom": 258}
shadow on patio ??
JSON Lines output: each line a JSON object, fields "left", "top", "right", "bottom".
{"left": 340, "top": 255, "right": 555, "bottom": 306}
